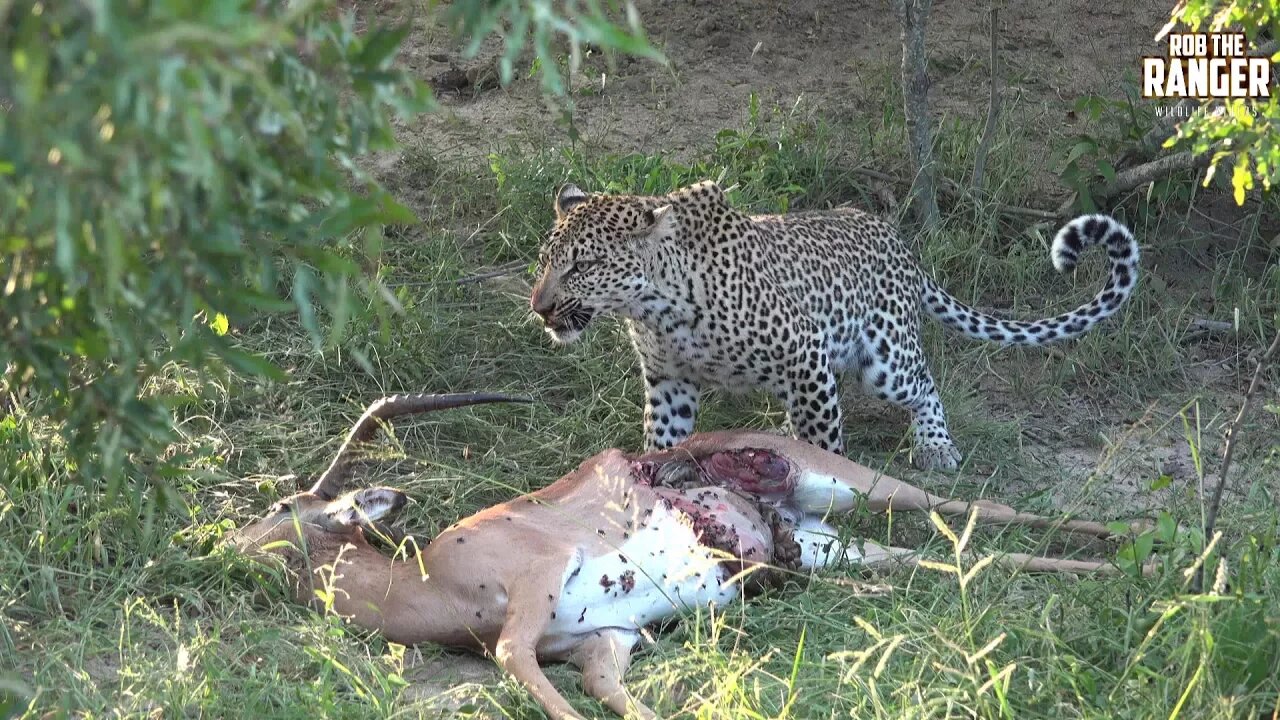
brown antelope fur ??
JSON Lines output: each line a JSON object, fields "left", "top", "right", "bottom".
{"left": 227, "top": 393, "right": 1155, "bottom": 720}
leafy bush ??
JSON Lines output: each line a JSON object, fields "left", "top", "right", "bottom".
{"left": 0, "top": 0, "right": 664, "bottom": 522}
{"left": 1162, "top": 0, "right": 1279, "bottom": 204}
{"left": 1057, "top": 84, "right": 1168, "bottom": 213}
{"left": 0, "top": 1, "right": 430, "bottom": 511}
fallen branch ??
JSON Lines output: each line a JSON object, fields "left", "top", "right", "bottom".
{"left": 1106, "top": 151, "right": 1213, "bottom": 195}
{"left": 1193, "top": 328, "right": 1280, "bottom": 593}
{"left": 456, "top": 260, "right": 528, "bottom": 285}
{"left": 980, "top": 201, "right": 1061, "bottom": 221}
{"left": 971, "top": 6, "right": 1001, "bottom": 193}
{"left": 1054, "top": 151, "right": 1211, "bottom": 216}
{"left": 1189, "top": 317, "right": 1234, "bottom": 333}
{"left": 1183, "top": 317, "right": 1237, "bottom": 344}
{"left": 851, "top": 167, "right": 1060, "bottom": 220}
{"left": 871, "top": 180, "right": 900, "bottom": 215}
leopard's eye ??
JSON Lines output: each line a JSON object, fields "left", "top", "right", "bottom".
{"left": 572, "top": 259, "right": 596, "bottom": 274}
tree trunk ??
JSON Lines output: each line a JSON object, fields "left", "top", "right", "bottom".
{"left": 891, "top": 0, "right": 939, "bottom": 231}
{"left": 971, "top": 6, "right": 1001, "bottom": 193}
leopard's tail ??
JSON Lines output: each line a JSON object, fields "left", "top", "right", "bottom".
{"left": 921, "top": 215, "right": 1139, "bottom": 346}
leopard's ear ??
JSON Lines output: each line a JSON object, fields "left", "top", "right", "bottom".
{"left": 632, "top": 204, "right": 677, "bottom": 244}
{"left": 555, "top": 184, "right": 589, "bottom": 218}
{"left": 672, "top": 180, "right": 727, "bottom": 206}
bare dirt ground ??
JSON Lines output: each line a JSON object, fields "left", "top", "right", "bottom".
{"left": 402, "top": 651, "right": 504, "bottom": 710}
{"left": 390, "top": 1, "right": 1169, "bottom": 172}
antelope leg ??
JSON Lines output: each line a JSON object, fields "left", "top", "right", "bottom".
{"left": 991, "top": 552, "right": 1158, "bottom": 576}
{"left": 496, "top": 641, "right": 584, "bottom": 720}
{"left": 494, "top": 567, "right": 585, "bottom": 720}
{"left": 790, "top": 444, "right": 1143, "bottom": 539}
{"left": 854, "top": 539, "right": 1158, "bottom": 576}
{"left": 671, "top": 433, "right": 1146, "bottom": 539}
{"left": 571, "top": 628, "right": 656, "bottom": 720}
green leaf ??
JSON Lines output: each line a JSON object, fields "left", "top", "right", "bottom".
{"left": 319, "top": 193, "right": 418, "bottom": 237}
{"left": 1156, "top": 512, "right": 1178, "bottom": 543}
{"left": 359, "top": 24, "right": 412, "bottom": 68}
{"left": 229, "top": 289, "right": 296, "bottom": 314}
{"left": 1065, "top": 138, "right": 1098, "bottom": 166}
{"left": 1107, "top": 521, "right": 1133, "bottom": 537}
{"left": 1232, "top": 152, "right": 1253, "bottom": 205}
{"left": 217, "top": 346, "right": 288, "bottom": 382}
{"left": 378, "top": 194, "right": 420, "bottom": 225}
{"left": 577, "top": 16, "right": 665, "bottom": 63}
{"left": 1097, "top": 159, "right": 1118, "bottom": 185}
{"left": 1133, "top": 533, "right": 1155, "bottom": 563}
{"left": 209, "top": 312, "right": 230, "bottom": 336}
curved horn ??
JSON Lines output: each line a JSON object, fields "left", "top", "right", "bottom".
{"left": 308, "top": 392, "right": 532, "bottom": 499}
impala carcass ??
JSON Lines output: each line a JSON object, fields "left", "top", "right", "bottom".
{"left": 227, "top": 393, "right": 1152, "bottom": 720}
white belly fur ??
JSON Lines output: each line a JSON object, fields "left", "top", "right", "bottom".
{"left": 539, "top": 502, "right": 740, "bottom": 656}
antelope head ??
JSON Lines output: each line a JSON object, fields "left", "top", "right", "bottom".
{"left": 227, "top": 484, "right": 410, "bottom": 564}
{"left": 226, "top": 392, "right": 528, "bottom": 593}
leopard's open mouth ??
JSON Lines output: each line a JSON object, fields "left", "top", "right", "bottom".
{"left": 544, "top": 308, "right": 594, "bottom": 344}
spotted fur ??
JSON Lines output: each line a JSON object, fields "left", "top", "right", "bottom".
{"left": 530, "top": 181, "right": 1139, "bottom": 470}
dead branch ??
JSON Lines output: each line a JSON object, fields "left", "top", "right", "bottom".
{"left": 456, "top": 260, "right": 528, "bottom": 285}
{"left": 1141, "top": 99, "right": 1200, "bottom": 151}
{"left": 1103, "top": 151, "right": 1211, "bottom": 197}
{"left": 971, "top": 6, "right": 1001, "bottom": 193}
{"left": 1183, "top": 317, "right": 1237, "bottom": 344}
{"left": 1054, "top": 151, "right": 1211, "bottom": 216}
{"left": 1193, "top": 328, "right": 1280, "bottom": 593}
{"left": 871, "top": 180, "right": 900, "bottom": 216}
{"left": 851, "top": 167, "right": 1060, "bottom": 220}
{"left": 890, "top": 0, "right": 940, "bottom": 231}
{"left": 1190, "top": 317, "right": 1235, "bottom": 333}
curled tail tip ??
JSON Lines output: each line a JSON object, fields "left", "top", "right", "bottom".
{"left": 1051, "top": 214, "right": 1137, "bottom": 273}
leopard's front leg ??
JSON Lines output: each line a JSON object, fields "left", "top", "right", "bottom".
{"left": 642, "top": 373, "right": 702, "bottom": 450}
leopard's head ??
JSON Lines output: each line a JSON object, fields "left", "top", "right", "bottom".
{"left": 529, "top": 184, "right": 679, "bottom": 344}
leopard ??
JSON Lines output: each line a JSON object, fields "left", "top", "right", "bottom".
{"left": 529, "top": 180, "right": 1139, "bottom": 471}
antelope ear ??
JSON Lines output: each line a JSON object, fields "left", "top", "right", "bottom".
{"left": 327, "top": 487, "right": 408, "bottom": 527}
{"left": 632, "top": 204, "right": 677, "bottom": 242}
{"left": 555, "top": 183, "right": 589, "bottom": 218}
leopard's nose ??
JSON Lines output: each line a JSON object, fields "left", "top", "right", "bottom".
{"left": 530, "top": 285, "right": 555, "bottom": 319}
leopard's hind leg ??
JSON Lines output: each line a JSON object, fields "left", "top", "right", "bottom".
{"left": 853, "top": 315, "right": 961, "bottom": 471}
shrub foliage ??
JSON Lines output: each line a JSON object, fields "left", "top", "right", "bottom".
{"left": 0, "top": 1, "right": 430, "bottom": 507}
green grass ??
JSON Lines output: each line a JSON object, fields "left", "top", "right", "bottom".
{"left": 3, "top": 87, "right": 1280, "bottom": 719}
